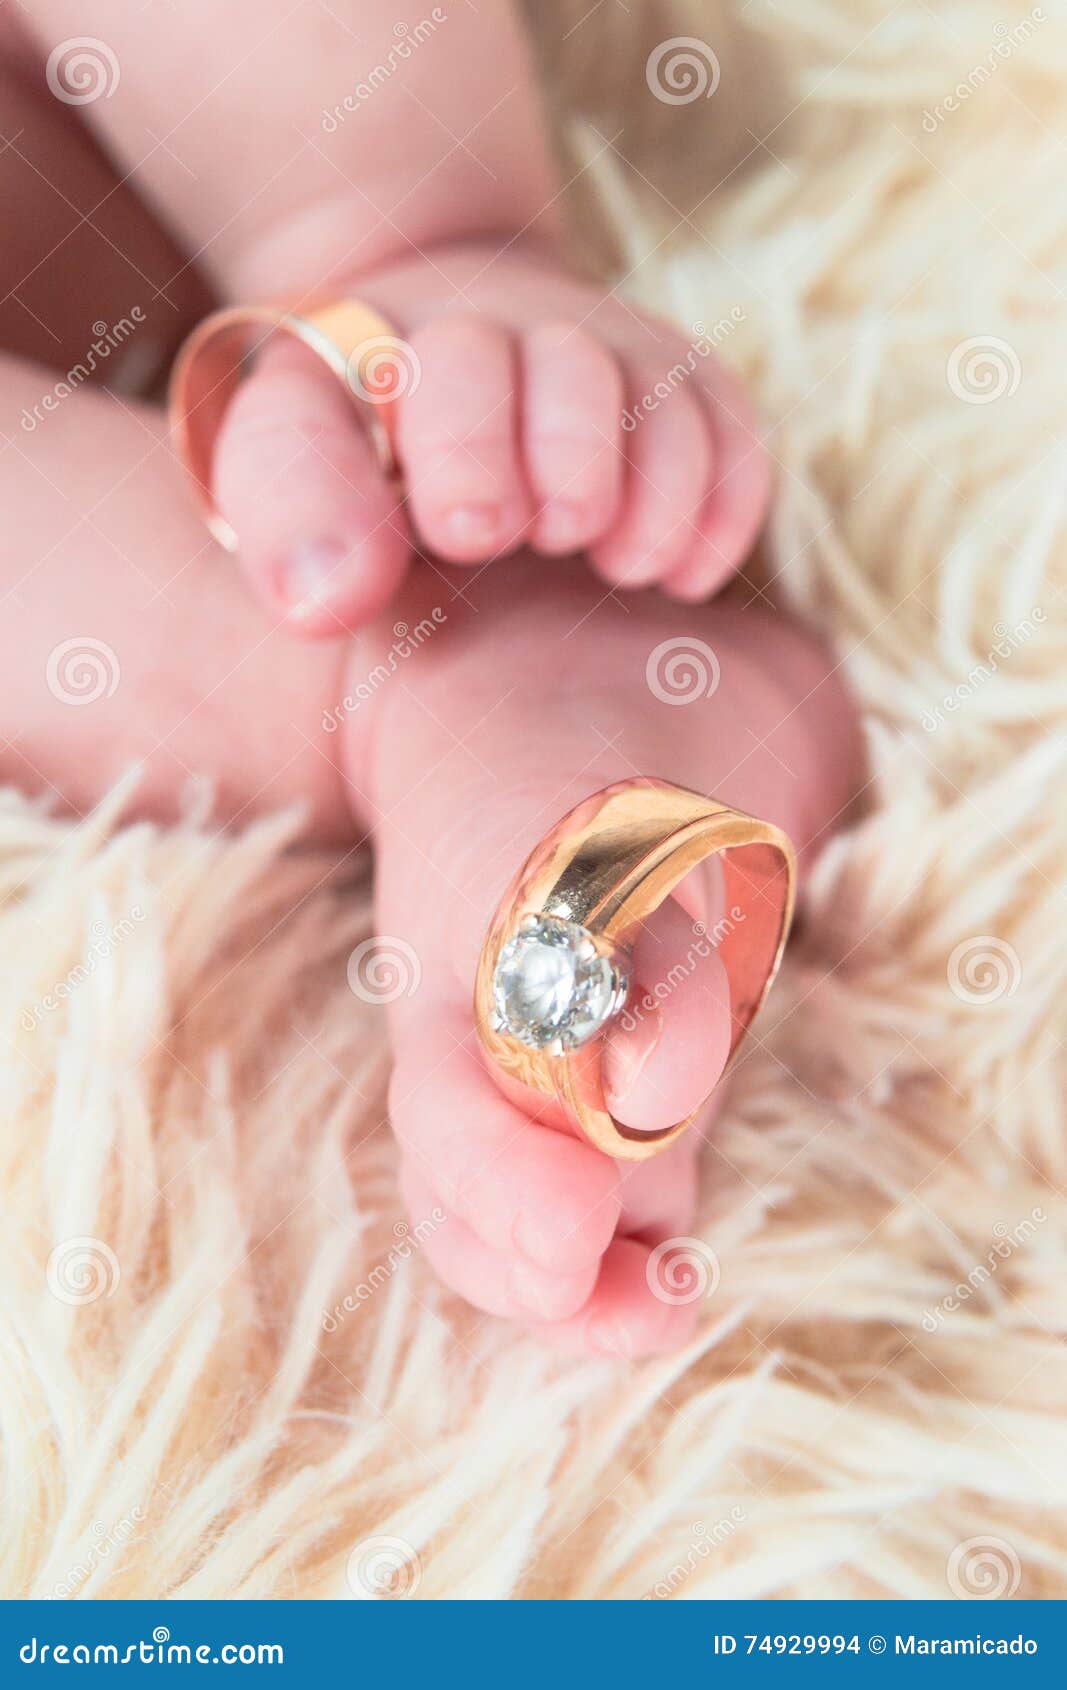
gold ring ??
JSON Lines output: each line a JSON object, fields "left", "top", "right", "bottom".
{"left": 168, "top": 299, "right": 404, "bottom": 550}
{"left": 474, "top": 778, "right": 796, "bottom": 1162}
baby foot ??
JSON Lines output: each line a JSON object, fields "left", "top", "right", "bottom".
{"left": 211, "top": 243, "right": 770, "bottom": 634}
{"left": 340, "top": 559, "right": 860, "bottom": 1355}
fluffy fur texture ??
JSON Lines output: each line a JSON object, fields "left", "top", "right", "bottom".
{"left": 3, "top": 0, "right": 1065, "bottom": 1599}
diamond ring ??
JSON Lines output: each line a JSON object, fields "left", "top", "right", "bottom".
{"left": 474, "top": 777, "right": 796, "bottom": 1162}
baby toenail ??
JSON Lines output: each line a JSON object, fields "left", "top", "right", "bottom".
{"left": 539, "top": 500, "right": 588, "bottom": 546}
{"left": 443, "top": 503, "right": 501, "bottom": 547}
{"left": 508, "top": 1259, "right": 565, "bottom": 1319}
{"left": 512, "top": 1210, "right": 565, "bottom": 1272}
{"left": 279, "top": 538, "right": 350, "bottom": 615}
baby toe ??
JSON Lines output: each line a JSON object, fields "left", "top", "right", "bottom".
{"left": 522, "top": 322, "right": 624, "bottom": 554}
{"left": 666, "top": 367, "right": 771, "bottom": 600}
{"left": 592, "top": 377, "right": 712, "bottom": 589}
{"left": 535, "top": 1237, "right": 701, "bottom": 1358}
{"left": 211, "top": 337, "right": 411, "bottom": 634}
{"left": 617, "top": 1133, "right": 701, "bottom": 1244}
{"left": 603, "top": 896, "right": 732, "bottom": 1133}
{"left": 389, "top": 1009, "right": 622, "bottom": 1279}
{"left": 397, "top": 316, "right": 532, "bottom": 563}
{"left": 399, "top": 1162, "right": 597, "bottom": 1322}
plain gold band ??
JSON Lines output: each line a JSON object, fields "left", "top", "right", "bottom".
{"left": 168, "top": 299, "right": 402, "bottom": 550}
{"left": 474, "top": 778, "right": 796, "bottom": 1162}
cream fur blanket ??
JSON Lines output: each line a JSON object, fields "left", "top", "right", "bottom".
{"left": 4, "top": 0, "right": 1065, "bottom": 1600}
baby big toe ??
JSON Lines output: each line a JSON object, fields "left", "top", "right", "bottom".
{"left": 603, "top": 896, "right": 732, "bottom": 1133}
{"left": 212, "top": 338, "right": 411, "bottom": 633}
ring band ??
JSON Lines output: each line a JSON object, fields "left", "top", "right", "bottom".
{"left": 168, "top": 299, "right": 403, "bottom": 550}
{"left": 474, "top": 778, "right": 796, "bottom": 1163}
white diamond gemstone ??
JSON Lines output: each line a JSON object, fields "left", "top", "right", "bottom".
{"left": 492, "top": 914, "right": 628, "bottom": 1051}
